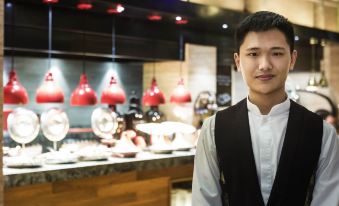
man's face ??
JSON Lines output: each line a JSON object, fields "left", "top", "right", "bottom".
{"left": 234, "top": 29, "right": 297, "bottom": 97}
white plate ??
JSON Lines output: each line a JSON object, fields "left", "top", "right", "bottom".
{"left": 148, "top": 146, "right": 174, "bottom": 154}
{"left": 91, "top": 108, "right": 118, "bottom": 139}
{"left": 7, "top": 108, "right": 40, "bottom": 144}
{"left": 41, "top": 108, "right": 69, "bottom": 142}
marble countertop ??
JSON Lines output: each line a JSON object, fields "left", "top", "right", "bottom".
{"left": 3, "top": 150, "right": 195, "bottom": 188}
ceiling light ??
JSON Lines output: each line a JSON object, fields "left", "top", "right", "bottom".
{"left": 70, "top": 73, "right": 97, "bottom": 106}
{"left": 101, "top": 76, "right": 126, "bottom": 105}
{"left": 4, "top": 70, "right": 29, "bottom": 104}
{"left": 148, "top": 14, "right": 162, "bottom": 21}
{"left": 107, "top": 4, "right": 125, "bottom": 14}
{"left": 43, "top": 0, "right": 58, "bottom": 4}
{"left": 142, "top": 78, "right": 166, "bottom": 106}
{"left": 77, "top": 0, "right": 92, "bottom": 10}
{"left": 175, "top": 18, "right": 188, "bottom": 25}
{"left": 6, "top": 2, "right": 12, "bottom": 8}
{"left": 170, "top": 78, "right": 191, "bottom": 103}
{"left": 36, "top": 72, "right": 64, "bottom": 103}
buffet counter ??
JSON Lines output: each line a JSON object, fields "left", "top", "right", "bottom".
{"left": 4, "top": 150, "right": 195, "bottom": 206}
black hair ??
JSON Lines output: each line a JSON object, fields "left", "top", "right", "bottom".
{"left": 315, "top": 109, "right": 331, "bottom": 120}
{"left": 235, "top": 11, "right": 295, "bottom": 53}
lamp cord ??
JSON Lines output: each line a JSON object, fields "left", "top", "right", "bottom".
{"left": 10, "top": 3, "right": 15, "bottom": 71}
{"left": 112, "top": 17, "right": 116, "bottom": 66}
{"left": 48, "top": 5, "right": 52, "bottom": 71}
{"left": 82, "top": 13, "right": 87, "bottom": 74}
{"left": 311, "top": 42, "right": 315, "bottom": 72}
{"left": 179, "top": 32, "right": 184, "bottom": 77}
{"left": 151, "top": 61, "right": 155, "bottom": 78}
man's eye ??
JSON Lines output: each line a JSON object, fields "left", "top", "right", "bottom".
{"left": 273, "top": 52, "right": 284, "bottom": 56}
{"left": 247, "top": 53, "right": 258, "bottom": 56}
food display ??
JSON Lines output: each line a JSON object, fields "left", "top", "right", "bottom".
{"left": 161, "top": 121, "right": 196, "bottom": 151}
{"left": 39, "top": 150, "right": 78, "bottom": 164}
{"left": 111, "top": 131, "right": 141, "bottom": 157}
{"left": 136, "top": 121, "right": 196, "bottom": 154}
{"left": 4, "top": 156, "right": 42, "bottom": 168}
{"left": 4, "top": 106, "right": 196, "bottom": 168}
{"left": 3, "top": 144, "right": 43, "bottom": 168}
{"left": 60, "top": 140, "right": 111, "bottom": 161}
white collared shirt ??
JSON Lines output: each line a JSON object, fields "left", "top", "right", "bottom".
{"left": 192, "top": 98, "right": 339, "bottom": 206}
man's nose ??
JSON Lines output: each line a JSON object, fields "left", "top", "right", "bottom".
{"left": 259, "top": 55, "right": 273, "bottom": 71}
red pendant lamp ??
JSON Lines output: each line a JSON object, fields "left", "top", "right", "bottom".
{"left": 36, "top": 71, "right": 64, "bottom": 103}
{"left": 101, "top": 17, "right": 126, "bottom": 105}
{"left": 170, "top": 78, "right": 191, "bottom": 103}
{"left": 77, "top": 0, "right": 92, "bottom": 10}
{"left": 175, "top": 16, "right": 188, "bottom": 25}
{"left": 170, "top": 33, "right": 191, "bottom": 103}
{"left": 71, "top": 14, "right": 97, "bottom": 106}
{"left": 107, "top": 3, "right": 125, "bottom": 14}
{"left": 101, "top": 76, "right": 126, "bottom": 104}
{"left": 71, "top": 73, "right": 97, "bottom": 106}
{"left": 43, "top": 0, "right": 58, "bottom": 4}
{"left": 4, "top": 2, "right": 29, "bottom": 104}
{"left": 36, "top": 5, "right": 64, "bottom": 103}
{"left": 142, "top": 77, "right": 166, "bottom": 106}
{"left": 148, "top": 14, "right": 162, "bottom": 21}
{"left": 4, "top": 69, "right": 29, "bottom": 104}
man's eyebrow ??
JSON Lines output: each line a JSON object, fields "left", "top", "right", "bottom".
{"left": 271, "top": 47, "right": 286, "bottom": 50}
{"left": 245, "top": 47, "right": 260, "bottom": 51}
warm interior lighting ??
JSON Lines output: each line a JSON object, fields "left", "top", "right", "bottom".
{"left": 36, "top": 5, "right": 64, "bottom": 103}
{"left": 70, "top": 73, "right": 97, "bottom": 106}
{"left": 101, "top": 76, "right": 126, "bottom": 105}
{"left": 170, "top": 33, "right": 191, "bottom": 104}
{"left": 307, "top": 37, "right": 319, "bottom": 90}
{"left": 4, "top": 70, "right": 29, "bottom": 104}
{"left": 4, "top": 2, "right": 28, "bottom": 104}
{"left": 107, "top": 4, "right": 125, "bottom": 14}
{"left": 170, "top": 78, "right": 191, "bottom": 103}
{"left": 101, "top": 16, "right": 126, "bottom": 105}
{"left": 42, "top": 0, "right": 58, "bottom": 4}
{"left": 36, "top": 71, "right": 64, "bottom": 103}
{"left": 175, "top": 16, "right": 188, "bottom": 25}
{"left": 77, "top": 0, "right": 92, "bottom": 10}
{"left": 148, "top": 14, "right": 162, "bottom": 21}
{"left": 142, "top": 78, "right": 166, "bottom": 106}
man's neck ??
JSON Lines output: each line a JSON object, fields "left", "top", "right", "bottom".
{"left": 248, "top": 91, "right": 287, "bottom": 115}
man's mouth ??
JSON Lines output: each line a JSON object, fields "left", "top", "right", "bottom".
{"left": 256, "top": 74, "right": 275, "bottom": 81}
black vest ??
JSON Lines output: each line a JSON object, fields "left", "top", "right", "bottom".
{"left": 215, "top": 99, "right": 323, "bottom": 206}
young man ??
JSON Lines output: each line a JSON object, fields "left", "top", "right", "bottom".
{"left": 192, "top": 11, "right": 339, "bottom": 206}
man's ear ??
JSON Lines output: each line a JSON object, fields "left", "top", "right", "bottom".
{"left": 289, "top": 50, "right": 298, "bottom": 71}
{"left": 234, "top": 53, "right": 241, "bottom": 71}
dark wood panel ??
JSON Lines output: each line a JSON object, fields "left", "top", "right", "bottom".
{"left": 138, "top": 164, "right": 193, "bottom": 182}
{"left": 5, "top": 171, "right": 171, "bottom": 206}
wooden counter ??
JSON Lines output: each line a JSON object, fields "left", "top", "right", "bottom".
{"left": 4, "top": 150, "right": 195, "bottom": 206}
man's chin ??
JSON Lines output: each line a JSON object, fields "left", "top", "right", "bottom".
{"left": 250, "top": 87, "right": 281, "bottom": 96}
